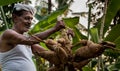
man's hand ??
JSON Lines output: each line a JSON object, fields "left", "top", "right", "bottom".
{"left": 32, "top": 20, "right": 65, "bottom": 40}
{"left": 54, "top": 20, "right": 65, "bottom": 31}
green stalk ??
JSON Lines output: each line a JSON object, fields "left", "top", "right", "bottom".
{"left": 87, "top": 3, "right": 92, "bottom": 40}
{"left": 0, "top": 6, "right": 9, "bottom": 29}
{"left": 87, "top": 3, "right": 92, "bottom": 69}
{"left": 99, "top": 0, "right": 108, "bottom": 40}
{"left": 97, "top": 0, "right": 108, "bottom": 71}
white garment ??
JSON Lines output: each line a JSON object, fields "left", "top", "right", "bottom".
{"left": 13, "top": 4, "right": 36, "bottom": 15}
{"left": 0, "top": 45, "right": 36, "bottom": 71}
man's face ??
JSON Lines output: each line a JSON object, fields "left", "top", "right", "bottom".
{"left": 14, "top": 11, "right": 33, "bottom": 33}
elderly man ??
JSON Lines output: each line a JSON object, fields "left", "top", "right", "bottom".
{"left": 0, "top": 4, "right": 65, "bottom": 71}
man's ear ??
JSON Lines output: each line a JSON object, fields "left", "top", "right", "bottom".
{"left": 12, "top": 14, "right": 18, "bottom": 23}
{"left": 12, "top": 14, "right": 17, "bottom": 19}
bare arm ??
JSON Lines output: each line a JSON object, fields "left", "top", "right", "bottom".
{"left": 34, "top": 21, "right": 65, "bottom": 39}
{"left": 31, "top": 21, "right": 65, "bottom": 53}
{"left": 2, "top": 29, "right": 40, "bottom": 45}
{"left": 31, "top": 44, "right": 46, "bottom": 54}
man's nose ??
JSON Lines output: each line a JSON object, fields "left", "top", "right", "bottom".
{"left": 28, "top": 20, "right": 32, "bottom": 24}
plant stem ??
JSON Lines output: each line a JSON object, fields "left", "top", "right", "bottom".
{"left": 87, "top": 2, "right": 92, "bottom": 69}
{"left": 48, "top": 0, "right": 51, "bottom": 14}
{"left": 98, "top": 0, "right": 108, "bottom": 71}
{"left": 99, "top": 0, "right": 108, "bottom": 40}
{"left": 87, "top": 3, "right": 92, "bottom": 40}
{"left": 0, "top": 6, "right": 9, "bottom": 29}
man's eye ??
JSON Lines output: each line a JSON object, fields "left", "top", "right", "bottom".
{"left": 24, "top": 17, "right": 33, "bottom": 21}
{"left": 25, "top": 17, "right": 29, "bottom": 20}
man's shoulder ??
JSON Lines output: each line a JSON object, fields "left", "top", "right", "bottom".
{"left": 1, "top": 29, "right": 16, "bottom": 40}
{"left": 3, "top": 29, "right": 15, "bottom": 34}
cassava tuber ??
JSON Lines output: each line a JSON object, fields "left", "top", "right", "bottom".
{"left": 73, "top": 59, "right": 91, "bottom": 70}
{"left": 74, "top": 40, "right": 116, "bottom": 62}
{"left": 47, "top": 66, "right": 64, "bottom": 71}
{"left": 45, "top": 39, "right": 68, "bottom": 64}
{"left": 31, "top": 28, "right": 116, "bottom": 71}
{"left": 37, "top": 50, "right": 60, "bottom": 65}
{"left": 47, "top": 66, "right": 59, "bottom": 71}
{"left": 45, "top": 39, "right": 58, "bottom": 51}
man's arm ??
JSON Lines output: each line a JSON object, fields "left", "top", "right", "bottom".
{"left": 34, "top": 21, "right": 65, "bottom": 39}
{"left": 2, "top": 29, "right": 40, "bottom": 45}
{"left": 2, "top": 21, "right": 65, "bottom": 46}
{"left": 31, "top": 44, "right": 46, "bottom": 54}
{"left": 31, "top": 21, "right": 65, "bottom": 53}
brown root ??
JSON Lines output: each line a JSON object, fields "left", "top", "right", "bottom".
{"left": 47, "top": 66, "right": 60, "bottom": 71}
{"left": 55, "top": 46, "right": 68, "bottom": 64}
{"left": 73, "top": 59, "right": 91, "bottom": 70}
{"left": 57, "top": 38, "right": 66, "bottom": 45}
{"left": 74, "top": 40, "right": 103, "bottom": 61}
{"left": 74, "top": 40, "right": 116, "bottom": 61}
{"left": 47, "top": 66, "right": 64, "bottom": 71}
{"left": 45, "top": 39, "right": 58, "bottom": 45}
{"left": 45, "top": 39, "right": 59, "bottom": 51}
{"left": 32, "top": 28, "right": 116, "bottom": 71}
{"left": 37, "top": 50, "right": 60, "bottom": 65}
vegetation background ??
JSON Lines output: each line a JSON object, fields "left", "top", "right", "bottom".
{"left": 0, "top": 0, "right": 120, "bottom": 71}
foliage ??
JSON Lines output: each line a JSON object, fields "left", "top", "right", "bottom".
{"left": 0, "top": 0, "right": 23, "bottom": 6}
{"left": 88, "top": 0, "right": 120, "bottom": 71}
{"left": 0, "top": 0, "right": 120, "bottom": 71}
{"left": 29, "top": 5, "right": 68, "bottom": 34}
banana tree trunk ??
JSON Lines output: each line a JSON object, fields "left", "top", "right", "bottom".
{"left": 97, "top": 0, "right": 108, "bottom": 71}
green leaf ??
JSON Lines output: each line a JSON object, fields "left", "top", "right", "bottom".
{"left": 72, "top": 27, "right": 87, "bottom": 52}
{"left": 114, "top": 36, "right": 120, "bottom": 49}
{"left": 63, "top": 17, "right": 87, "bottom": 51}
{"left": 63, "top": 17, "right": 84, "bottom": 46}
{"left": 103, "top": 0, "right": 120, "bottom": 34}
{"left": 104, "top": 24, "right": 120, "bottom": 42}
{"left": 104, "top": 49, "right": 120, "bottom": 58}
{"left": 62, "top": 17, "right": 87, "bottom": 44}
{"left": 30, "top": 5, "right": 68, "bottom": 34}
{"left": 73, "top": 27, "right": 87, "bottom": 43}
{"left": 115, "top": 58, "right": 120, "bottom": 69}
{"left": 47, "top": 5, "right": 68, "bottom": 23}
{"left": 107, "top": 64, "right": 119, "bottom": 71}
{"left": 0, "top": 0, "right": 23, "bottom": 6}
{"left": 63, "top": 17, "right": 79, "bottom": 28}
{"left": 90, "top": 28, "right": 99, "bottom": 43}
{"left": 82, "top": 66, "right": 95, "bottom": 71}
{"left": 103, "top": 24, "right": 120, "bottom": 58}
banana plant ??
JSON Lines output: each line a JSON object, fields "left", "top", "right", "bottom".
{"left": 99, "top": 0, "right": 120, "bottom": 58}
{"left": 89, "top": 0, "right": 120, "bottom": 71}
{"left": 0, "top": 0, "right": 23, "bottom": 6}
{"left": 0, "top": 0, "right": 24, "bottom": 34}
{"left": 0, "top": 0, "right": 120, "bottom": 70}
{"left": 29, "top": 5, "right": 68, "bottom": 34}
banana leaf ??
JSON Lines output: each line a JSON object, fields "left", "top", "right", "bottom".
{"left": 90, "top": 28, "right": 99, "bottom": 43}
{"left": 63, "top": 17, "right": 87, "bottom": 43}
{"left": 104, "top": 24, "right": 120, "bottom": 42}
{"left": 29, "top": 5, "right": 68, "bottom": 34}
{"left": 0, "top": 0, "right": 23, "bottom": 6}
{"left": 96, "top": 0, "right": 120, "bottom": 35}
{"left": 63, "top": 17, "right": 79, "bottom": 28}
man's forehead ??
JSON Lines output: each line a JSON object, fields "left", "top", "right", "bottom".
{"left": 21, "top": 11, "right": 34, "bottom": 17}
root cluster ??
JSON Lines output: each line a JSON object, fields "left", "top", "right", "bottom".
{"left": 36, "top": 29, "right": 116, "bottom": 71}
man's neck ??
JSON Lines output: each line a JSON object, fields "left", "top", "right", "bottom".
{"left": 12, "top": 27, "right": 23, "bottom": 34}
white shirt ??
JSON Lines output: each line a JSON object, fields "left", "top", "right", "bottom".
{"left": 0, "top": 45, "right": 36, "bottom": 71}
